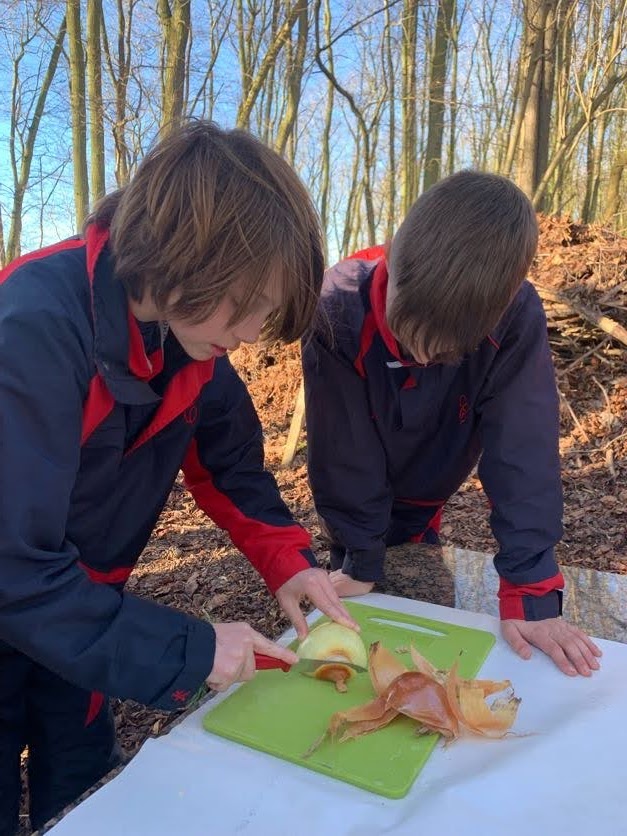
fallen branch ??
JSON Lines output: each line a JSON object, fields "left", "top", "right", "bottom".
{"left": 536, "top": 284, "right": 627, "bottom": 348}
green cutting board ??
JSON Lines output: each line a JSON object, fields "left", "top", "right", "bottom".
{"left": 202, "top": 601, "right": 495, "bottom": 798}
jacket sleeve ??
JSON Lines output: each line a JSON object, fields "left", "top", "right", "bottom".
{"left": 182, "top": 357, "right": 317, "bottom": 594}
{"left": 476, "top": 284, "right": 565, "bottom": 621}
{"left": 302, "top": 332, "right": 393, "bottom": 582}
{"left": 0, "top": 279, "right": 215, "bottom": 712}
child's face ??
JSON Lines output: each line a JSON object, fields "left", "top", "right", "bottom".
{"left": 165, "top": 274, "right": 282, "bottom": 361}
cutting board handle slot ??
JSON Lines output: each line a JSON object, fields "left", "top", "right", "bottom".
{"left": 367, "top": 616, "right": 447, "bottom": 637}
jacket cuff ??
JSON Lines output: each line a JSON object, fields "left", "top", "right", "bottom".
{"left": 342, "top": 547, "right": 386, "bottom": 582}
{"left": 263, "top": 547, "right": 318, "bottom": 595}
{"left": 498, "top": 574, "right": 565, "bottom": 621}
{"left": 151, "top": 618, "right": 217, "bottom": 711}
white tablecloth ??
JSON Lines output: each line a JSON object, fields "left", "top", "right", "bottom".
{"left": 49, "top": 594, "right": 627, "bottom": 836}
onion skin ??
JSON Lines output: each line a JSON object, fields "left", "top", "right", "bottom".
{"left": 306, "top": 643, "right": 521, "bottom": 753}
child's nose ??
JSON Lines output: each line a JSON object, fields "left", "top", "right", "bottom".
{"left": 233, "top": 313, "right": 264, "bottom": 345}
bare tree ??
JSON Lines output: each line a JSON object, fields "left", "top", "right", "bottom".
{"left": 580, "top": 0, "right": 627, "bottom": 222}
{"left": 514, "top": 0, "right": 558, "bottom": 205}
{"left": 158, "top": 0, "right": 191, "bottom": 133}
{"left": 400, "top": 0, "right": 419, "bottom": 212}
{"left": 101, "top": 0, "right": 137, "bottom": 186}
{"left": 423, "top": 0, "right": 455, "bottom": 190}
{"left": 603, "top": 147, "right": 627, "bottom": 226}
{"left": 384, "top": 0, "right": 397, "bottom": 237}
{"left": 318, "top": 0, "right": 335, "bottom": 250}
{"left": 236, "top": 0, "right": 305, "bottom": 130}
{"left": 6, "top": 8, "right": 67, "bottom": 262}
{"left": 275, "top": 0, "right": 308, "bottom": 158}
{"left": 67, "top": 0, "right": 89, "bottom": 226}
{"left": 87, "top": 0, "right": 105, "bottom": 201}
{"left": 188, "top": 0, "right": 234, "bottom": 119}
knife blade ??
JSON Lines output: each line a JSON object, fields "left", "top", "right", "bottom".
{"left": 254, "top": 652, "right": 367, "bottom": 674}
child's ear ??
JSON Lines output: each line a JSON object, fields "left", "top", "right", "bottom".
{"left": 383, "top": 239, "right": 392, "bottom": 261}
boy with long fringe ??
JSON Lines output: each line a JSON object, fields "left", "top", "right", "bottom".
{"left": 0, "top": 120, "right": 355, "bottom": 834}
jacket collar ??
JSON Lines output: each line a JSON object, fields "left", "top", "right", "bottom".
{"left": 369, "top": 259, "right": 418, "bottom": 368}
{"left": 85, "top": 224, "right": 162, "bottom": 405}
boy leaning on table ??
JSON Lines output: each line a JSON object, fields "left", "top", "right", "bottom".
{"left": 303, "top": 170, "right": 602, "bottom": 679}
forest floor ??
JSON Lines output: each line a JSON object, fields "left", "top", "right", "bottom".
{"left": 26, "top": 214, "right": 627, "bottom": 833}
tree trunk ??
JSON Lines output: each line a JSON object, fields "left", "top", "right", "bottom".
{"left": 319, "top": 0, "right": 334, "bottom": 253}
{"left": 517, "top": 0, "right": 556, "bottom": 205}
{"left": 101, "top": 0, "right": 134, "bottom": 186}
{"left": 275, "top": 0, "right": 309, "bottom": 158}
{"left": 550, "top": 3, "right": 573, "bottom": 213}
{"left": 581, "top": 2, "right": 623, "bottom": 223}
{"left": 87, "top": 0, "right": 105, "bottom": 202}
{"left": 67, "top": 0, "right": 89, "bottom": 228}
{"left": 314, "top": 0, "right": 375, "bottom": 244}
{"left": 423, "top": 0, "right": 455, "bottom": 191}
{"left": 446, "top": 1, "right": 458, "bottom": 176}
{"left": 532, "top": 68, "right": 627, "bottom": 207}
{"left": 158, "top": 0, "right": 191, "bottom": 134}
{"left": 384, "top": 0, "right": 396, "bottom": 238}
{"left": 401, "top": 0, "right": 418, "bottom": 213}
{"left": 603, "top": 148, "right": 627, "bottom": 224}
{"left": 236, "top": 1, "right": 305, "bottom": 130}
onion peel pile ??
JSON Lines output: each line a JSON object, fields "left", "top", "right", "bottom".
{"left": 305, "top": 642, "right": 521, "bottom": 755}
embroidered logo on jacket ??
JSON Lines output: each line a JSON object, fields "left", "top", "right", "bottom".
{"left": 184, "top": 404, "right": 199, "bottom": 425}
{"left": 458, "top": 394, "right": 470, "bottom": 424}
{"left": 172, "top": 689, "right": 190, "bottom": 703}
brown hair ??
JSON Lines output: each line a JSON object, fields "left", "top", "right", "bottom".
{"left": 87, "top": 120, "right": 324, "bottom": 343}
{"left": 387, "top": 170, "right": 538, "bottom": 362}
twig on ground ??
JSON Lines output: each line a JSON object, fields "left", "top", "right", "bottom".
{"left": 559, "top": 390, "right": 590, "bottom": 442}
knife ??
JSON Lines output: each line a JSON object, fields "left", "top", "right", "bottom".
{"left": 254, "top": 652, "right": 367, "bottom": 674}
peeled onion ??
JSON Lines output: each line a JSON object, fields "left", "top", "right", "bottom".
{"left": 296, "top": 622, "right": 367, "bottom": 692}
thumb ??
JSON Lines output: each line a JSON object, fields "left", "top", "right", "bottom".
{"left": 502, "top": 621, "right": 533, "bottom": 660}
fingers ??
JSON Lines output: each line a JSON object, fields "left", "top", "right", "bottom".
{"left": 536, "top": 638, "right": 578, "bottom": 676}
{"left": 501, "top": 621, "right": 533, "bottom": 661}
{"left": 502, "top": 618, "right": 602, "bottom": 677}
{"left": 582, "top": 633, "right": 603, "bottom": 658}
{"left": 250, "top": 632, "right": 299, "bottom": 665}
{"left": 277, "top": 595, "right": 309, "bottom": 641}
{"left": 313, "top": 581, "right": 361, "bottom": 630}
{"left": 276, "top": 568, "right": 361, "bottom": 633}
{"left": 208, "top": 622, "right": 298, "bottom": 692}
{"left": 309, "top": 569, "right": 360, "bottom": 628}
{"left": 553, "top": 628, "right": 601, "bottom": 676}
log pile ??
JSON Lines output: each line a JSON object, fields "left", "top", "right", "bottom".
{"left": 530, "top": 215, "right": 627, "bottom": 369}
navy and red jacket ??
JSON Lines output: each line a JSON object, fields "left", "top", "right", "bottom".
{"left": 0, "top": 225, "right": 316, "bottom": 711}
{"left": 303, "top": 248, "right": 565, "bottom": 621}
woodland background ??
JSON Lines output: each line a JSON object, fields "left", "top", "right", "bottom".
{"left": 1, "top": 0, "right": 627, "bottom": 262}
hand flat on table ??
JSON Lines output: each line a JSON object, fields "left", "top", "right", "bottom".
{"left": 329, "top": 569, "right": 375, "bottom": 599}
{"left": 501, "top": 617, "right": 602, "bottom": 676}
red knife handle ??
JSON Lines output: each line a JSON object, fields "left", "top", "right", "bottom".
{"left": 254, "top": 652, "right": 291, "bottom": 672}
